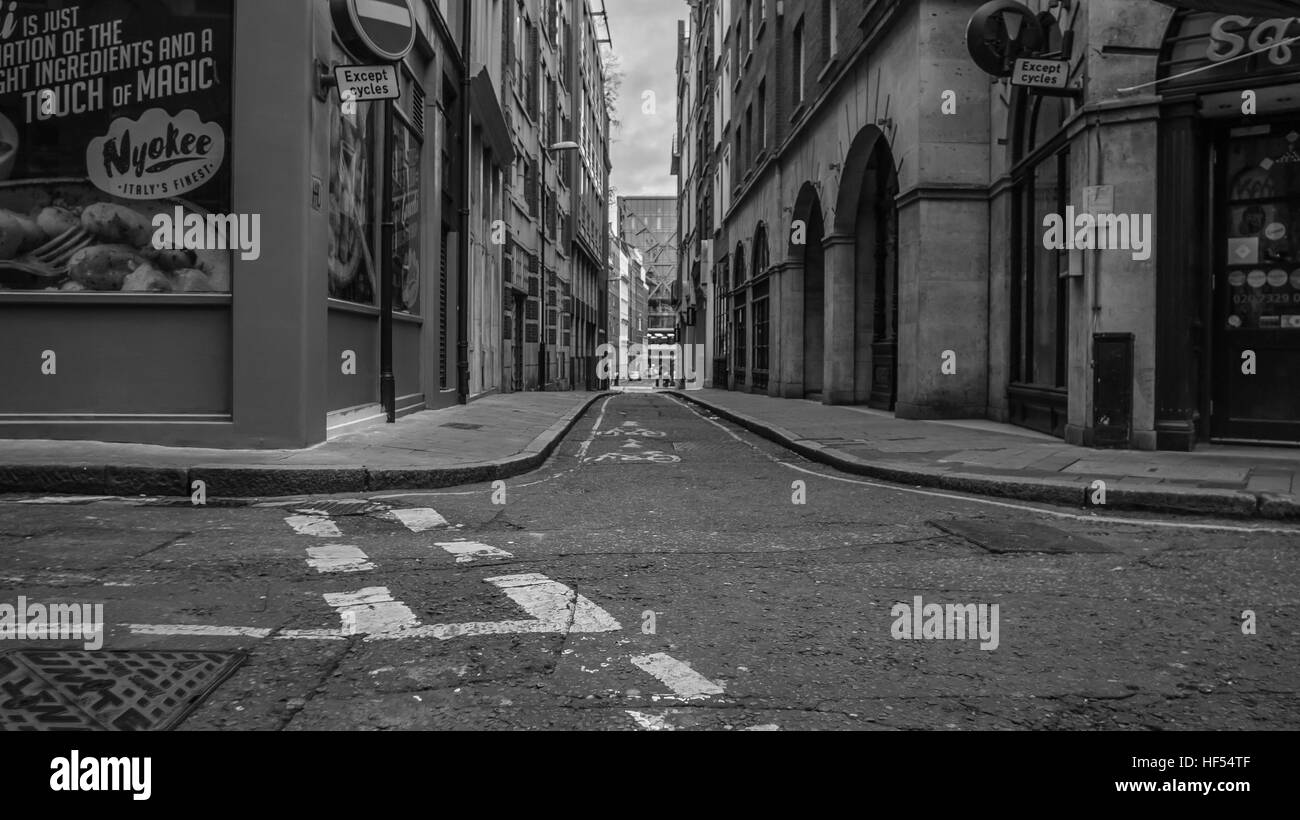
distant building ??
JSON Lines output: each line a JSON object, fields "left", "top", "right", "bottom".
{"left": 618, "top": 195, "right": 679, "bottom": 344}
{"left": 608, "top": 232, "right": 650, "bottom": 378}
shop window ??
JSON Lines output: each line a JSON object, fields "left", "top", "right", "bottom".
{"left": 1009, "top": 92, "right": 1072, "bottom": 435}
{"left": 0, "top": 2, "right": 235, "bottom": 296}
{"left": 389, "top": 97, "right": 422, "bottom": 316}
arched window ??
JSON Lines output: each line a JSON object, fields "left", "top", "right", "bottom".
{"left": 753, "top": 223, "right": 770, "bottom": 277}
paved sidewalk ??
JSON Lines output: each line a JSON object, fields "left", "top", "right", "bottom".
{"left": 0, "top": 392, "right": 607, "bottom": 498}
{"left": 671, "top": 389, "right": 1300, "bottom": 520}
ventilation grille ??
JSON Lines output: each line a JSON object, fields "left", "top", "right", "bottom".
{"left": 410, "top": 82, "right": 426, "bottom": 137}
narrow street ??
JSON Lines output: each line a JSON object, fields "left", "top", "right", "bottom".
{"left": 3, "top": 394, "right": 1296, "bottom": 731}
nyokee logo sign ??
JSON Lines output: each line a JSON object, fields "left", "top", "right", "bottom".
{"left": 87, "top": 108, "right": 225, "bottom": 199}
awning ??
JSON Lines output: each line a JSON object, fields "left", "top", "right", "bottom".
{"left": 470, "top": 68, "right": 515, "bottom": 166}
{"left": 1157, "top": 0, "right": 1300, "bottom": 16}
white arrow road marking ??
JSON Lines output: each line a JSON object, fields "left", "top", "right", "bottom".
{"left": 286, "top": 515, "right": 341, "bottom": 538}
{"left": 381, "top": 573, "right": 622, "bottom": 641}
{"left": 128, "top": 576, "right": 620, "bottom": 643}
{"left": 631, "top": 653, "right": 725, "bottom": 701}
{"left": 390, "top": 508, "right": 450, "bottom": 532}
{"left": 306, "top": 545, "right": 375, "bottom": 573}
{"left": 621, "top": 439, "right": 644, "bottom": 449}
{"left": 626, "top": 710, "right": 676, "bottom": 731}
{"left": 436, "top": 541, "right": 513, "bottom": 563}
{"left": 323, "top": 587, "right": 421, "bottom": 636}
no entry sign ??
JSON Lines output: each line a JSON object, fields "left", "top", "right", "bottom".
{"left": 331, "top": 0, "right": 417, "bottom": 63}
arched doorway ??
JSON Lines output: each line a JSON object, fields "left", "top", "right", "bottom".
{"left": 791, "top": 183, "right": 825, "bottom": 398}
{"left": 834, "top": 127, "right": 899, "bottom": 408}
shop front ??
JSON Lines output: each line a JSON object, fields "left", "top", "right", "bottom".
{"left": 1156, "top": 8, "right": 1300, "bottom": 447}
{"left": 0, "top": 0, "right": 456, "bottom": 448}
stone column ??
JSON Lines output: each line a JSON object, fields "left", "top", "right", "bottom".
{"left": 822, "top": 233, "right": 857, "bottom": 405}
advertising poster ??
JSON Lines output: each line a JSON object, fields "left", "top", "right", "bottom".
{"left": 0, "top": 0, "right": 233, "bottom": 294}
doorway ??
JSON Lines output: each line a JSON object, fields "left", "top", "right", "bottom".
{"left": 1211, "top": 119, "right": 1300, "bottom": 443}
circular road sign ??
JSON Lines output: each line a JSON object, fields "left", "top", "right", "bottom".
{"left": 966, "top": 0, "right": 1045, "bottom": 77}
{"left": 331, "top": 0, "right": 417, "bottom": 63}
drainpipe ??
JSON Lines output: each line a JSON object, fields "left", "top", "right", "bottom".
{"left": 456, "top": 1, "right": 473, "bottom": 404}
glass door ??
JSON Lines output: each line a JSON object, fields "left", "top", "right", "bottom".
{"left": 1214, "top": 121, "right": 1300, "bottom": 443}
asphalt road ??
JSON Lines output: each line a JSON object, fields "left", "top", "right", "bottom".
{"left": 2, "top": 393, "right": 1298, "bottom": 730}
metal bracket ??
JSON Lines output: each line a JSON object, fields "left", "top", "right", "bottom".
{"left": 315, "top": 59, "right": 338, "bottom": 102}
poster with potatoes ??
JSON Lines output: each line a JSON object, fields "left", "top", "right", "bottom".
{"left": 0, "top": 0, "right": 233, "bottom": 293}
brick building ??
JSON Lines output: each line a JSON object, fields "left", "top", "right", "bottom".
{"left": 500, "top": 0, "right": 613, "bottom": 392}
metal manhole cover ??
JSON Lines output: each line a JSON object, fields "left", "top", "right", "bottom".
{"left": 442, "top": 423, "right": 484, "bottom": 431}
{"left": 0, "top": 650, "right": 246, "bottom": 731}
{"left": 931, "top": 519, "right": 1115, "bottom": 554}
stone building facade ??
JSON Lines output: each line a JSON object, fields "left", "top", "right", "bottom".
{"left": 675, "top": 0, "right": 1300, "bottom": 449}
{"left": 500, "top": 0, "right": 612, "bottom": 393}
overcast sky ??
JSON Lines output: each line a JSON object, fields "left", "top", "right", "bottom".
{"left": 603, "top": 0, "right": 681, "bottom": 199}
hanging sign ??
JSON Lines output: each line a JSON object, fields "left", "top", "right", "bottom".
{"left": 1011, "top": 58, "right": 1070, "bottom": 90}
{"left": 334, "top": 65, "right": 401, "bottom": 102}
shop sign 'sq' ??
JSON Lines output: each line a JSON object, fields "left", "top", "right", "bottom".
{"left": 330, "top": 0, "right": 417, "bottom": 63}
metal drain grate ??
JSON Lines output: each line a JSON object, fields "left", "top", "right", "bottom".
{"left": 931, "top": 519, "right": 1115, "bottom": 554}
{"left": 290, "top": 499, "right": 391, "bottom": 517}
{"left": 0, "top": 650, "right": 246, "bottom": 731}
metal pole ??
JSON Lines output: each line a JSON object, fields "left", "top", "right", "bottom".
{"left": 456, "top": 2, "right": 473, "bottom": 404}
{"left": 380, "top": 96, "right": 396, "bottom": 423}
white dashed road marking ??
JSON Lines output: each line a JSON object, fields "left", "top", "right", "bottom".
{"left": 389, "top": 507, "right": 450, "bottom": 532}
{"left": 626, "top": 710, "right": 676, "bottom": 731}
{"left": 305, "top": 544, "right": 375, "bottom": 574}
{"left": 436, "top": 540, "right": 514, "bottom": 563}
{"left": 286, "top": 515, "right": 342, "bottom": 538}
{"left": 323, "top": 587, "right": 422, "bottom": 636}
{"left": 631, "top": 653, "right": 725, "bottom": 701}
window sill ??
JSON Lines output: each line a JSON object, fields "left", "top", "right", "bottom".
{"left": 756, "top": 20, "right": 767, "bottom": 40}
{"left": 0, "top": 292, "right": 233, "bottom": 305}
{"left": 733, "top": 76, "right": 742, "bottom": 94}
{"left": 742, "top": 51, "right": 753, "bottom": 72}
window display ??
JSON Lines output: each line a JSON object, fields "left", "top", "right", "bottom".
{"left": 1224, "top": 127, "right": 1300, "bottom": 330}
{"left": 328, "top": 74, "right": 377, "bottom": 306}
{"left": 0, "top": 0, "right": 233, "bottom": 294}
